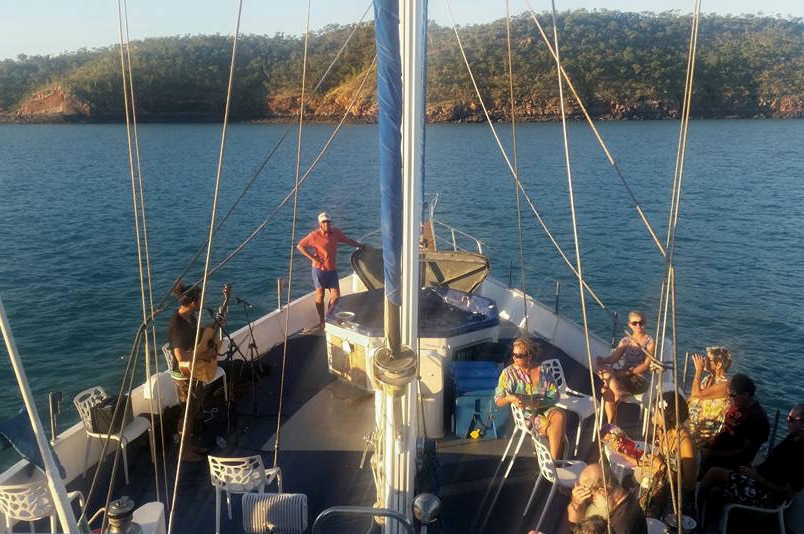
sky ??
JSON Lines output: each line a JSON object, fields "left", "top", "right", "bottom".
{"left": 1, "top": 0, "right": 803, "bottom": 60}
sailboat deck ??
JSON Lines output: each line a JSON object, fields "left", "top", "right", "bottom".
{"left": 66, "top": 326, "right": 624, "bottom": 534}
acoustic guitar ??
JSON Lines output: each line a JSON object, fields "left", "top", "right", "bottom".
{"left": 179, "top": 283, "right": 231, "bottom": 382}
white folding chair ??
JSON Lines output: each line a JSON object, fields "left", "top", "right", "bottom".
{"left": 162, "top": 342, "right": 227, "bottom": 402}
{"left": 208, "top": 455, "right": 282, "bottom": 534}
{"left": 73, "top": 386, "right": 154, "bottom": 485}
{"left": 523, "top": 435, "right": 587, "bottom": 532}
{"left": 720, "top": 496, "right": 794, "bottom": 534}
{"left": 0, "top": 478, "right": 84, "bottom": 534}
{"left": 541, "top": 358, "right": 596, "bottom": 457}
{"left": 500, "top": 404, "right": 534, "bottom": 478}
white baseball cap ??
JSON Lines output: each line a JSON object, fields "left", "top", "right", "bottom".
{"left": 318, "top": 212, "right": 332, "bottom": 223}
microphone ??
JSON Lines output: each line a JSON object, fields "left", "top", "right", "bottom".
{"left": 236, "top": 297, "right": 253, "bottom": 309}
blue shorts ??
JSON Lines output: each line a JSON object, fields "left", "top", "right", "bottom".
{"left": 312, "top": 268, "right": 339, "bottom": 290}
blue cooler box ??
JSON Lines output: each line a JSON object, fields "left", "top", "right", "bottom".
{"left": 453, "top": 389, "right": 510, "bottom": 439}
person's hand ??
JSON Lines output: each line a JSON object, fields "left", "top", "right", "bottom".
{"left": 692, "top": 354, "right": 706, "bottom": 374}
{"left": 571, "top": 484, "right": 592, "bottom": 509}
{"left": 508, "top": 394, "right": 522, "bottom": 407}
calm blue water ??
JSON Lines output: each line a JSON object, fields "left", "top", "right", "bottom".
{"left": 1, "top": 121, "right": 803, "bottom": 464}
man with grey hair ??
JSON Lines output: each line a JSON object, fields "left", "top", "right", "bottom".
{"left": 567, "top": 463, "right": 647, "bottom": 534}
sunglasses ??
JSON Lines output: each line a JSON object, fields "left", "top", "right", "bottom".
{"left": 629, "top": 320, "right": 645, "bottom": 326}
{"left": 512, "top": 352, "right": 528, "bottom": 359}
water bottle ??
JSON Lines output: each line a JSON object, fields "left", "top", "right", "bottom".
{"left": 216, "top": 435, "right": 227, "bottom": 449}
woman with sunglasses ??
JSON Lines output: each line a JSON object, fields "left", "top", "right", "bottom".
{"left": 595, "top": 311, "right": 655, "bottom": 425}
{"left": 688, "top": 346, "right": 733, "bottom": 447}
{"left": 495, "top": 337, "right": 566, "bottom": 459}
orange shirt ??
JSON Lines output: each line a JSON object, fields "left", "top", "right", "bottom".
{"left": 298, "top": 227, "right": 350, "bottom": 271}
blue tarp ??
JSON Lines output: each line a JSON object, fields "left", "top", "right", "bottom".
{"left": 0, "top": 408, "right": 66, "bottom": 479}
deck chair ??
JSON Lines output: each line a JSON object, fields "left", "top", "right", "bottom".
{"left": 523, "top": 435, "right": 587, "bottom": 532}
{"left": 0, "top": 478, "right": 84, "bottom": 534}
{"left": 720, "top": 496, "right": 794, "bottom": 534}
{"left": 161, "top": 343, "right": 227, "bottom": 402}
{"left": 500, "top": 404, "right": 535, "bottom": 478}
{"left": 73, "top": 386, "right": 154, "bottom": 485}
{"left": 541, "top": 358, "right": 596, "bottom": 457}
{"left": 208, "top": 455, "right": 281, "bottom": 534}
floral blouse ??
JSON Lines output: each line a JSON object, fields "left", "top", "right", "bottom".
{"left": 688, "top": 374, "right": 730, "bottom": 446}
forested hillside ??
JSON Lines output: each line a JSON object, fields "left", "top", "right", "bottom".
{"left": 1, "top": 10, "right": 802, "bottom": 122}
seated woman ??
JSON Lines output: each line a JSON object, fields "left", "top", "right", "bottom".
{"left": 688, "top": 346, "right": 732, "bottom": 447}
{"left": 632, "top": 392, "right": 698, "bottom": 518}
{"left": 595, "top": 310, "right": 655, "bottom": 425}
{"left": 698, "top": 403, "right": 804, "bottom": 527}
{"left": 494, "top": 337, "right": 566, "bottom": 459}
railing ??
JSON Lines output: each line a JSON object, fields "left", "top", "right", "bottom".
{"left": 312, "top": 506, "right": 415, "bottom": 534}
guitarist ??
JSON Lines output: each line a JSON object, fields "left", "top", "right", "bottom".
{"left": 168, "top": 282, "right": 221, "bottom": 462}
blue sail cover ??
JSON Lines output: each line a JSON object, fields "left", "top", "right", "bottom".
{"left": 374, "top": 0, "right": 403, "bottom": 306}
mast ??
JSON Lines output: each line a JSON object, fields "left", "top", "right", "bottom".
{"left": 372, "top": 0, "right": 427, "bottom": 531}
{"left": 0, "top": 295, "right": 80, "bottom": 533}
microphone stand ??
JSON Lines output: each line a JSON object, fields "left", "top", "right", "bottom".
{"left": 240, "top": 301, "right": 262, "bottom": 417}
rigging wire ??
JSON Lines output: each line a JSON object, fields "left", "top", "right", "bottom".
{"left": 207, "top": 57, "right": 378, "bottom": 278}
{"left": 78, "top": 326, "right": 144, "bottom": 528}
{"left": 442, "top": 0, "right": 609, "bottom": 312}
{"left": 522, "top": 0, "right": 667, "bottom": 258}
{"left": 167, "top": 1, "right": 243, "bottom": 532}
{"left": 504, "top": 0, "right": 529, "bottom": 331}
{"left": 546, "top": 2, "right": 611, "bottom": 532}
{"left": 161, "top": 1, "right": 374, "bottom": 306}
{"left": 274, "top": 0, "right": 313, "bottom": 470}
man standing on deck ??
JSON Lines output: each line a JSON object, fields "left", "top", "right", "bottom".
{"left": 297, "top": 212, "right": 364, "bottom": 331}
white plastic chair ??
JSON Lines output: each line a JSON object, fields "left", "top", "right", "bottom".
{"left": 598, "top": 372, "right": 682, "bottom": 435}
{"left": 208, "top": 455, "right": 282, "bottom": 534}
{"left": 500, "top": 403, "right": 535, "bottom": 478}
{"left": 162, "top": 343, "right": 227, "bottom": 402}
{"left": 523, "top": 435, "right": 587, "bottom": 532}
{"left": 541, "top": 358, "right": 596, "bottom": 457}
{"left": 0, "top": 478, "right": 84, "bottom": 534}
{"left": 720, "top": 496, "right": 794, "bottom": 534}
{"left": 73, "top": 386, "right": 154, "bottom": 485}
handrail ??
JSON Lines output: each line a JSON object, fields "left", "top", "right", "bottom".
{"left": 430, "top": 219, "right": 486, "bottom": 253}
{"left": 312, "top": 506, "right": 415, "bottom": 534}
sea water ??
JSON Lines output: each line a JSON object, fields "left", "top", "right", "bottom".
{"left": 0, "top": 120, "right": 802, "bottom": 466}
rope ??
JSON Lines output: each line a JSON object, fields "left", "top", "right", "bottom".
{"left": 274, "top": 0, "right": 312, "bottom": 469}
{"left": 443, "top": 0, "right": 608, "bottom": 312}
{"left": 504, "top": 0, "right": 529, "bottom": 331}
{"left": 545, "top": 3, "right": 610, "bottom": 531}
{"left": 116, "top": 0, "right": 168, "bottom": 508}
{"left": 522, "top": 1, "right": 666, "bottom": 258}
{"left": 167, "top": 1, "right": 243, "bottom": 532}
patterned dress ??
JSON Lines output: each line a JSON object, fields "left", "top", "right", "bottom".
{"left": 494, "top": 363, "right": 559, "bottom": 433}
{"left": 688, "top": 374, "right": 730, "bottom": 446}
